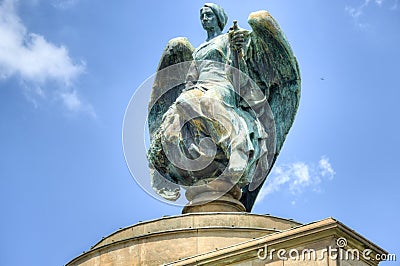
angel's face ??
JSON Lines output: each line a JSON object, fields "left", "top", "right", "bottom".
{"left": 200, "top": 7, "right": 219, "bottom": 31}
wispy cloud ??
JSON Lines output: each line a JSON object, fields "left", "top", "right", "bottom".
{"left": 319, "top": 156, "right": 335, "bottom": 180}
{"left": 345, "top": 0, "right": 373, "bottom": 29}
{"left": 255, "top": 156, "right": 335, "bottom": 204}
{"left": 60, "top": 90, "right": 96, "bottom": 117}
{"left": 345, "top": 0, "right": 370, "bottom": 19}
{"left": 345, "top": 0, "right": 398, "bottom": 29}
{"left": 0, "top": 0, "right": 93, "bottom": 116}
{"left": 52, "top": 0, "right": 79, "bottom": 9}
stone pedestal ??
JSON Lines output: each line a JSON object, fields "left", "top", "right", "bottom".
{"left": 183, "top": 179, "right": 246, "bottom": 213}
{"left": 66, "top": 213, "right": 387, "bottom": 266}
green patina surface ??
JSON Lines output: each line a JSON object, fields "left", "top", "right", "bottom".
{"left": 147, "top": 5, "right": 300, "bottom": 211}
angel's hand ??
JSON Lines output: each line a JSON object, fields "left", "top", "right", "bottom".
{"left": 229, "top": 28, "right": 250, "bottom": 51}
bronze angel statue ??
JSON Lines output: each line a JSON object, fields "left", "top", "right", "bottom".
{"left": 147, "top": 3, "right": 300, "bottom": 212}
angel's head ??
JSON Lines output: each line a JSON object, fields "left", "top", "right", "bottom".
{"left": 200, "top": 3, "right": 228, "bottom": 32}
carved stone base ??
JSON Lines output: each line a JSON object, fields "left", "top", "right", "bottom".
{"left": 182, "top": 194, "right": 245, "bottom": 213}
{"left": 182, "top": 179, "right": 246, "bottom": 214}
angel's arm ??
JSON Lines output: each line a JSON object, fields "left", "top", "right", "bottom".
{"left": 228, "top": 27, "right": 251, "bottom": 75}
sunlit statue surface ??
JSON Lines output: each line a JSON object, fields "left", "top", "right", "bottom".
{"left": 147, "top": 3, "right": 300, "bottom": 212}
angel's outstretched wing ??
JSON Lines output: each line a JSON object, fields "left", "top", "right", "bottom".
{"left": 148, "top": 37, "right": 194, "bottom": 200}
{"left": 148, "top": 37, "right": 195, "bottom": 137}
{"left": 240, "top": 11, "right": 301, "bottom": 211}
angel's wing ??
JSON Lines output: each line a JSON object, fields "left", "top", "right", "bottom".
{"left": 147, "top": 37, "right": 194, "bottom": 200}
{"left": 240, "top": 11, "right": 301, "bottom": 211}
{"left": 148, "top": 37, "right": 195, "bottom": 137}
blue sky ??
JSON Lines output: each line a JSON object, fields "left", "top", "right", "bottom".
{"left": 0, "top": 0, "right": 399, "bottom": 265}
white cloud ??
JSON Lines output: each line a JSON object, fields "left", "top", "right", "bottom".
{"left": 319, "top": 156, "right": 335, "bottom": 180}
{"left": 345, "top": 6, "right": 363, "bottom": 19}
{"left": 52, "top": 0, "right": 79, "bottom": 9}
{"left": 345, "top": 0, "right": 397, "bottom": 29}
{"left": 345, "top": 0, "right": 371, "bottom": 19}
{"left": 0, "top": 0, "right": 93, "bottom": 115}
{"left": 20, "top": 81, "right": 45, "bottom": 108}
{"left": 255, "top": 156, "right": 335, "bottom": 204}
{"left": 60, "top": 90, "right": 96, "bottom": 117}
{"left": 61, "top": 90, "right": 81, "bottom": 110}
{"left": 0, "top": 0, "right": 83, "bottom": 84}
